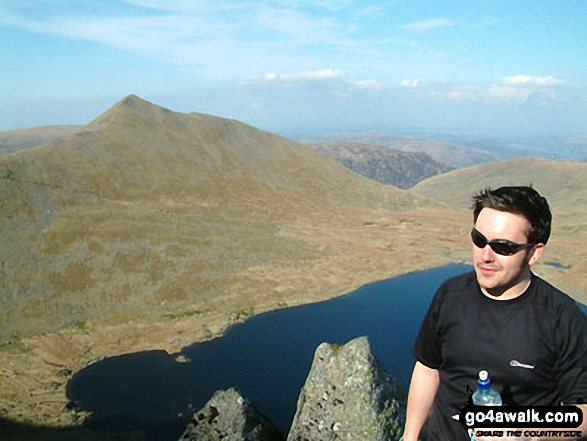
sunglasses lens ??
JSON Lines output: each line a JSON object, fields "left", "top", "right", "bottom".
{"left": 470, "top": 229, "right": 521, "bottom": 256}
{"left": 471, "top": 229, "right": 486, "bottom": 248}
{"left": 491, "top": 243, "right": 517, "bottom": 256}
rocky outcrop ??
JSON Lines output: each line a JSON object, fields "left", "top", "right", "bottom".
{"left": 179, "top": 388, "right": 286, "bottom": 441}
{"left": 179, "top": 337, "right": 405, "bottom": 441}
{"left": 287, "top": 336, "right": 405, "bottom": 440}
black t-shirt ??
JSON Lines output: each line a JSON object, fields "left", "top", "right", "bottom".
{"left": 413, "top": 271, "right": 587, "bottom": 440}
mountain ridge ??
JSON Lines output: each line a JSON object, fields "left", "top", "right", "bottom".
{"left": 44, "top": 95, "right": 426, "bottom": 214}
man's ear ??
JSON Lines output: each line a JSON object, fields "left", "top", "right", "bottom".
{"left": 528, "top": 243, "right": 545, "bottom": 266}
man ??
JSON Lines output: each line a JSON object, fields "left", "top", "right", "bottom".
{"left": 402, "top": 186, "right": 587, "bottom": 441}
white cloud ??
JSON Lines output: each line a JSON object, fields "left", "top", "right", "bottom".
{"left": 301, "top": 0, "right": 354, "bottom": 12}
{"left": 402, "top": 19, "right": 457, "bottom": 32}
{"left": 487, "top": 75, "right": 566, "bottom": 102}
{"left": 263, "top": 69, "right": 386, "bottom": 91}
{"left": 121, "top": 0, "right": 249, "bottom": 14}
{"left": 352, "top": 79, "right": 385, "bottom": 89}
{"left": 399, "top": 79, "right": 420, "bottom": 88}
{"left": 427, "top": 85, "right": 482, "bottom": 102}
{"left": 249, "top": 101, "right": 264, "bottom": 110}
{"left": 0, "top": 1, "right": 362, "bottom": 80}
{"left": 265, "top": 69, "right": 346, "bottom": 81}
{"left": 254, "top": 6, "right": 353, "bottom": 44}
{"left": 488, "top": 84, "right": 533, "bottom": 102}
{"left": 433, "top": 75, "right": 568, "bottom": 104}
{"left": 501, "top": 75, "right": 565, "bottom": 87}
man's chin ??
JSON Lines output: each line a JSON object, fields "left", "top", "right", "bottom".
{"left": 475, "top": 271, "right": 506, "bottom": 297}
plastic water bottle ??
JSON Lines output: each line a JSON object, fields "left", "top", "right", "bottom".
{"left": 469, "top": 371, "right": 503, "bottom": 440}
{"left": 472, "top": 370, "right": 502, "bottom": 406}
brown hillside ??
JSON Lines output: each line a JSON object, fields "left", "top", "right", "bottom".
{"left": 0, "top": 95, "right": 455, "bottom": 342}
{"left": 8, "top": 96, "right": 422, "bottom": 216}
{"left": 412, "top": 157, "right": 587, "bottom": 210}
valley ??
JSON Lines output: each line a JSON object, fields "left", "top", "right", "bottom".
{"left": 0, "top": 96, "right": 585, "bottom": 437}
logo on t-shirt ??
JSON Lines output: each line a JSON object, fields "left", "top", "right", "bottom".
{"left": 510, "top": 359, "right": 535, "bottom": 369}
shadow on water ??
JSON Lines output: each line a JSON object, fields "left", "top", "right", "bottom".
{"left": 0, "top": 416, "right": 146, "bottom": 441}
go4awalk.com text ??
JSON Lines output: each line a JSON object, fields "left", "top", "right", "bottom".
{"left": 473, "top": 430, "right": 582, "bottom": 438}
{"left": 453, "top": 404, "right": 583, "bottom": 437}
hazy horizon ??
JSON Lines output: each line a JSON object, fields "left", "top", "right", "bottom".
{"left": 2, "top": 94, "right": 586, "bottom": 163}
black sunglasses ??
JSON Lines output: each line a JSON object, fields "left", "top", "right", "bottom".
{"left": 471, "top": 228, "right": 534, "bottom": 256}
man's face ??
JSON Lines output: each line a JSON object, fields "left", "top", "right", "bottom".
{"left": 473, "top": 208, "right": 544, "bottom": 299}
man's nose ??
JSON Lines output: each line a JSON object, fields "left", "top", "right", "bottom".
{"left": 481, "top": 244, "right": 495, "bottom": 261}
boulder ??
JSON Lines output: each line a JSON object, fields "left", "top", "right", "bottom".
{"left": 179, "top": 388, "right": 286, "bottom": 441}
{"left": 287, "top": 336, "right": 405, "bottom": 441}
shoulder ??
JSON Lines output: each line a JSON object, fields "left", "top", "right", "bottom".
{"left": 530, "top": 275, "right": 587, "bottom": 325}
{"left": 531, "top": 275, "right": 583, "bottom": 310}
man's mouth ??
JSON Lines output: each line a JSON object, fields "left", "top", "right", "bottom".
{"left": 477, "top": 265, "right": 500, "bottom": 275}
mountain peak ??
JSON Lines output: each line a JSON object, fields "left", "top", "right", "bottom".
{"left": 117, "top": 94, "right": 154, "bottom": 108}
{"left": 87, "top": 95, "right": 170, "bottom": 129}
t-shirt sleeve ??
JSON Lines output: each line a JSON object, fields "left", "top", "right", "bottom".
{"left": 413, "top": 285, "right": 445, "bottom": 369}
{"left": 554, "top": 300, "right": 587, "bottom": 404}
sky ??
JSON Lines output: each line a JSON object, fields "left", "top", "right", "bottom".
{"left": 1, "top": 0, "right": 586, "bottom": 140}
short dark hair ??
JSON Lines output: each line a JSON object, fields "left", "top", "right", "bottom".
{"left": 472, "top": 186, "right": 552, "bottom": 245}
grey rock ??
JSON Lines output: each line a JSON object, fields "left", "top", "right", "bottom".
{"left": 179, "top": 388, "right": 286, "bottom": 441}
{"left": 287, "top": 336, "right": 405, "bottom": 441}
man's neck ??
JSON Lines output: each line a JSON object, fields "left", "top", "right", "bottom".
{"left": 481, "top": 272, "right": 533, "bottom": 300}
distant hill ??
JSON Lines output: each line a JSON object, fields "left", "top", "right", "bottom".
{"left": 412, "top": 157, "right": 587, "bottom": 211}
{"left": 309, "top": 141, "right": 453, "bottom": 189}
{"left": 0, "top": 95, "right": 457, "bottom": 341}
{"left": 0, "top": 125, "right": 82, "bottom": 155}
{"left": 302, "top": 131, "right": 496, "bottom": 168}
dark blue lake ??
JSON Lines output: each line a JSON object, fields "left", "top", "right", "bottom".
{"left": 66, "top": 264, "right": 586, "bottom": 440}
